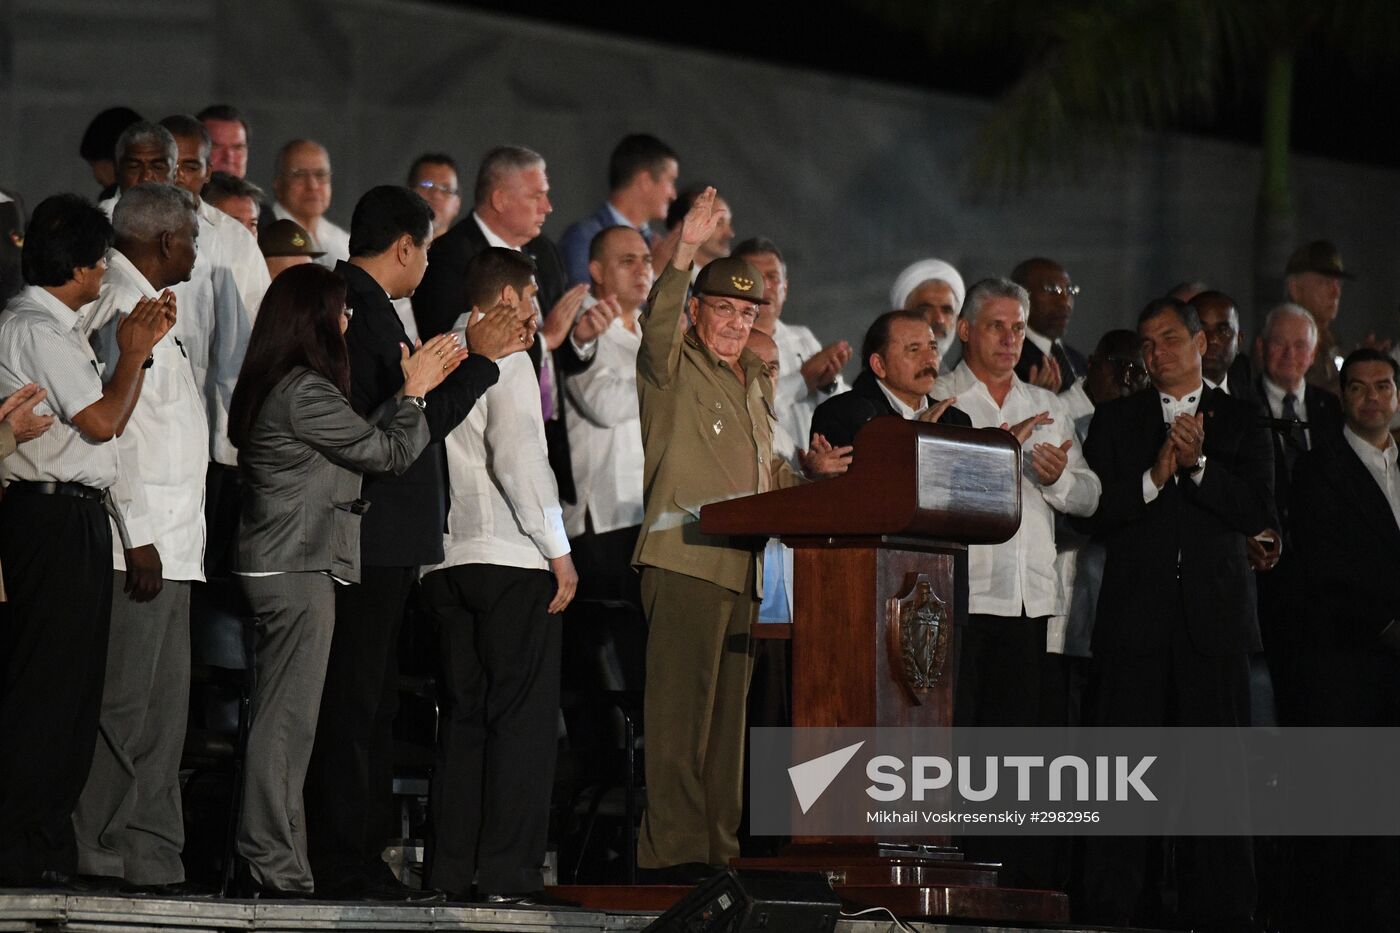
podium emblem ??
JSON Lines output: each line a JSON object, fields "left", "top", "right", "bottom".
{"left": 887, "top": 575, "right": 949, "bottom": 700}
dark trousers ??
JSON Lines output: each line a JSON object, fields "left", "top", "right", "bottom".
{"left": 568, "top": 521, "right": 641, "bottom": 607}
{"left": 305, "top": 564, "right": 416, "bottom": 893}
{"left": 202, "top": 463, "right": 241, "bottom": 580}
{"left": 1081, "top": 596, "right": 1254, "bottom": 929}
{"left": 419, "top": 563, "right": 561, "bottom": 896}
{"left": 953, "top": 613, "right": 1063, "bottom": 891}
{"left": 0, "top": 491, "right": 113, "bottom": 882}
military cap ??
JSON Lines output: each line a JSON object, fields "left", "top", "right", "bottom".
{"left": 693, "top": 256, "right": 769, "bottom": 305}
{"left": 1285, "top": 240, "right": 1354, "bottom": 280}
{"left": 259, "top": 219, "right": 324, "bottom": 258}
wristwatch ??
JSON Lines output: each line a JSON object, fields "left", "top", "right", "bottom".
{"left": 404, "top": 395, "right": 427, "bottom": 411}
{"left": 1188, "top": 453, "right": 1206, "bottom": 475}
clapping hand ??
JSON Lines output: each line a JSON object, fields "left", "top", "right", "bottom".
{"left": 117, "top": 291, "right": 177, "bottom": 359}
{"left": 1030, "top": 439, "right": 1073, "bottom": 486}
{"left": 572, "top": 294, "right": 619, "bottom": 344}
{"left": 467, "top": 300, "right": 534, "bottom": 360}
{"left": 400, "top": 332, "right": 468, "bottom": 397}
{"left": 800, "top": 340, "right": 852, "bottom": 394}
{"left": 1000, "top": 410, "right": 1054, "bottom": 445}
{"left": 917, "top": 396, "right": 958, "bottom": 424}
{"left": 799, "top": 432, "right": 853, "bottom": 479}
{"left": 1170, "top": 412, "right": 1205, "bottom": 471}
{"left": 1027, "top": 355, "right": 1061, "bottom": 391}
{"left": 540, "top": 283, "right": 590, "bottom": 351}
{"left": 0, "top": 384, "right": 55, "bottom": 444}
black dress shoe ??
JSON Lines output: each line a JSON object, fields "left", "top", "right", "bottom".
{"left": 120, "top": 880, "right": 217, "bottom": 899}
{"left": 70, "top": 874, "right": 126, "bottom": 894}
{"left": 359, "top": 877, "right": 446, "bottom": 903}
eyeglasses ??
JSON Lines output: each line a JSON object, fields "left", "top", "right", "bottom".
{"left": 416, "top": 180, "right": 460, "bottom": 197}
{"left": 1040, "top": 284, "right": 1081, "bottom": 297}
{"left": 699, "top": 297, "right": 758, "bottom": 324}
{"left": 285, "top": 168, "right": 332, "bottom": 184}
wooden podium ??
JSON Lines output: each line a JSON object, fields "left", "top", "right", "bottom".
{"left": 699, "top": 417, "right": 1069, "bottom": 923}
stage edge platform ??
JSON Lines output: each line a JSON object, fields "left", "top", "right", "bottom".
{"left": 0, "top": 891, "right": 1128, "bottom": 932}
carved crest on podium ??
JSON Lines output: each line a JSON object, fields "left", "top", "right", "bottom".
{"left": 886, "top": 575, "right": 949, "bottom": 701}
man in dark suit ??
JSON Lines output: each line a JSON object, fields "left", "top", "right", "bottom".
{"left": 304, "top": 186, "right": 528, "bottom": 902}
{"left": 811, "top": 309, "right": 970, "bottom": 446}
{"left": 1250, "top": 302, "right": 1342, "bottom": 723}
{"left": 1011, "top": 257, "right": 1087, "bottom": 394}
{"left": 1081, "top": 297, "right": 1276, "bottom": 931}
{"left": 1289, "top": 349, "right": 1400, "bottom": 930}
{"left": 811, "top": 308, "right": 972, "bottom": 676}
{"left": 411, "top": 145, "right": 611, "bottom": 504}
{"left": 1190, "top": 289, "right": 1259, "bottom": 409}
{"left": 1292, "top": 348, "right": 1400, "bottom": 718}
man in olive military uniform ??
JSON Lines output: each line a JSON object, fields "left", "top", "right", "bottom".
{"left": 633, "top": 187, "right": 848, "bottom": 878}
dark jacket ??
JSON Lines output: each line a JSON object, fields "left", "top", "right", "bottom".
{"left": 1084, "top": 386, "right": 1276, "bottom": 657}
{"left": 810, "top": 369, "right": 971, "bottom": 449}
{"left": 1292, "top": 433, "right": 1400, "bottom": 650}
{"left": 411, "top": 216, "right": 592, "bottom": 502}
{"left": 1015, "top": 337, "right": 1087, "bottom": 395}
{"left": 339, "top": 260, "right": 499, "bottom": 567}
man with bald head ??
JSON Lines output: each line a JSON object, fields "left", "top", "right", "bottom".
{"left": 1011, "top": 257, "right": 1088, "bottom": 398}
{"left": 271, "top": 139, "right": 349, "bottom": 268}
{"left": 734, "top": 236, "right": 850, "bottom": 448}
{"left": 562, "top": 224, "right": 653, "bottom": 605}
{"left": 74, "top": 184, "right": 203, "bottom": 894}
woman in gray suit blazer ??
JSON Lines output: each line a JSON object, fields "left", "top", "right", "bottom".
{"left": 226, "top": 264, "right": 465, "bottom": 897}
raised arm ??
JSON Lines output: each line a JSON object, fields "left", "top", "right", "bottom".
{"left": 637, "top": 186, "right": 727, "bottom": 389}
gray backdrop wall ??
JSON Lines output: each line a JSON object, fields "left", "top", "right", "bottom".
{"left": 2, "top": 0, "right": 1396, "bottom": 353}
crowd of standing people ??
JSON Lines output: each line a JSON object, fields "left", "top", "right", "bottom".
{"left": 0, "top": 102, "right": 1396, "bottom": 932}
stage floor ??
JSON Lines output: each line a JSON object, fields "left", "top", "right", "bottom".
{"left": 0, "top": 890, "right": 1125, "bottom": 932}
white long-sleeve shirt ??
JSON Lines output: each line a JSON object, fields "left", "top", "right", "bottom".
{"left": 933, "top": 361, "right": 1101, "bottom": 618}
{"left": 100, "top": 193, "right": 268, "bottom": 467}
{"left": 83, "top": 249, "right": 209, "bottom": 581}
{"left": 773, "top": 318, "right": 848, "bottom": 446}
{"left": 426, "top": 332, "right": 570, "bottom": 575}
{"left": 563, "top": 314, "right": 644, "bottom": 537}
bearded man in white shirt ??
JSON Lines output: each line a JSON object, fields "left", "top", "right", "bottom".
{"left": 563, "top": 225, "right": 653, "bottom": 606}
{"left": 72, "top": 184, "right": 204, "bottom": 894}
{"left": 418, "top": 247, "right": 578, "bottom": 905}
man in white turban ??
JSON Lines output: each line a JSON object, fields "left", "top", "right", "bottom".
{"left": 890, "top": 258, "right": 965, "bottom": 367}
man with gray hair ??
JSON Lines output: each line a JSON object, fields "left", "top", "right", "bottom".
{"left": 413, "top": 145, "right": 613, "bottom": 506}
{"left": 1252, "top": 302, "right": 1342, "bottom": 724}
{"left": 270, "top": 139, "right": 349, "bottom": 268}
{"left": 73, "top": 183, "right": 205, "bottom": 894}
{"left": 932, "top": 276, "right": 1099, "bottom": 890}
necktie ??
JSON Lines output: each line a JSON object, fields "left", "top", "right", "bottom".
{"left": 530, "top": 279, "right": 556, "bottom": 421}
{"left": 1052, "top": 341, "right": 1076, "bottom": 394}
{"left": 639, "top": 224, "right": 654, "bottom": 247}
{"left": 1281, "top": 391, "right": 1306, "bottom": 472}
